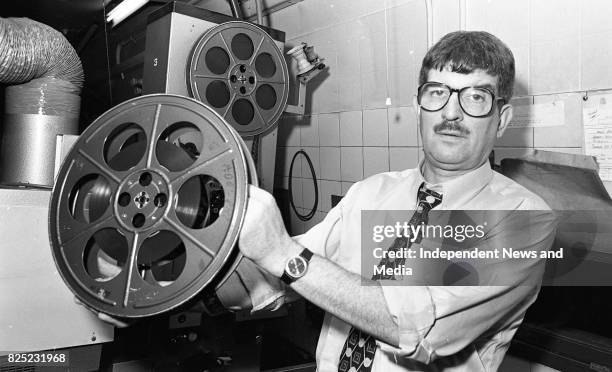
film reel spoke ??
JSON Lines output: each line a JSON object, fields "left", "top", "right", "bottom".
{"left": 121, "top": 231, "right": 142, "bottom": 307}
{"left": 168, "top": 146, "right": 233, "bottom": 186}
{"left": 162, "top": 216, "right": 217, "bottom": 257}
{"left": 61, "top": 213, "right": 117, "bottom": 252}
{"left": 247, "top": 35, "right": 266, "bottom": 65}
{"left": 252, "top": 104, "right": 266, "bottom": 131}
{"left": 218, "top": 31, "right": 237, "bottom": 66}
{"left": 222, "top": 93, "right": 238, "bottom": 118}
{"left": 60, "top": 224, "right": 129, "bottom": 306}
{"left": 143, "top": 104, "right": 164, "bottom": 168}
{"left": 77, "top": 149, "right": 123, "bottom": 184}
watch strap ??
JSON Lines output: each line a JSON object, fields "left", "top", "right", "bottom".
{"left": 280, "top": 248, "right": 313, "bottom": 284}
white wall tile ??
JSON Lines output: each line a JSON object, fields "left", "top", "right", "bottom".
{"left": 388, "top": 66, "right": 417, "bottom": 107}
{"left": 341, "top": 181, "right": 355, "bottom": 195}
{"left": 268, "top": 4, "right": 302, "bottom": 40}
{"left": 300, "top": 0, "right": 338, "bottom": 32}
{"left": 363, "top": 109, "right": 389, "bottom": 146}
{"left": 581, "top": 0, "right": 612, "bottom": 36}
{"left": 388, "top": 106, "right": 418, "bottom": 146}
{"left": 338, "top": 79, "right": 363, "bottom": 111}
{"left": 319, "top": 113, "right": 341, "bottom": 146}
{"left": 311, "top": 75, "right": 339, "bottom": 114}
{"left": 340, "top": 111, "right": 363, "bottom": 146}
{"left": 512, "top": 45, "right": 529, "bottom": 97}
{"left": 299, "top": 115, "right": 319, "bottom": 146}
{"left": 319, "top": 147, "right": 341, "bottom": 181}
{"left": 276, "top": 146, "right": 301, "bottom": 178}
{"left": 335, "top": 21, "right": 362, "bottom": 76}
{"left": 303, "top": 211, "right": 326, "bottom": 233}
{"left": 341, "top": 147, "right": 364, "bottom": 181}
{"left": 302, "top": 176, "right": 317, "bottom": 213}
{"left": 332, "top": 0, "right": 366, "bottom": 21}
{"left": 277, "top": 115, "right": 301, "bottom": 147}
{"left": 390, "top": 147, "right": 419, "bottom": 171}
{"left": 362, "top": 0, "right": 386, "bottom": 15}
{"left": 363, "top": 147, "right": 390, "bottom": 177}
{"left": 530, "top": 0, "right": 579, "bottom": 43}
{"left": 361, "top": 69, "right": 389, "bottom": 109}
{"left": 387, "top": 2, "right": 428, "bottom": 68}
{"left": 582, "top": 31, "right": 612, "bottom": 90}
{"left": 530, "top": 38, "right": 580, "bottom": 94}
{"left": 290, "top": 176, "right": 304, "bottom": 208}
{"left": 300, "top": 147, "right": 321, "bottom": 182}
{"left": 319, "top": 180, "right": 342, "bottom": 212}
{"left": 465, "top": 0, "right": 529, "bottom": 50}
{"left": 431, "top": 0, "right": 460, "bottom": 44}
{"left": 358, "top": 12, "right": 387, "bottom": 73}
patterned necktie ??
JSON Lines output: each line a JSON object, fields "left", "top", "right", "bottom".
{"left": 337, "top": 183, "right": 443, "bottom": 372}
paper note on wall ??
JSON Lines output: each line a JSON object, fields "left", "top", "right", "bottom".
{"left": 508, "top": 101, "right": 565, "bottom": 128}
{"left": 583, "top": 93, "right": 612, "bottom": 182}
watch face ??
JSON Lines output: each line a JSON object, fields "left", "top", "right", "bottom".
{"left": 286, "top": 256, "right": 307, "bottom": 278}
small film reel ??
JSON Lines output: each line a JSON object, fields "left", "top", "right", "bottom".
{"left": 49, "top": 94, "right": 255, "bottom": 318}
{"left": 187, "top": 21, "right": 289, "bottom": 137}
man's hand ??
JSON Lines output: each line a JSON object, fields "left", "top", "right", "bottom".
{"left": 74, "top": 297, "right": 132, "bottom": 328}
{"left": 238, "top": 185, "right": 302, "bottom": 277}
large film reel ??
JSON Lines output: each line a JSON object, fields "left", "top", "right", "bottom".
{"left": 49, "top": 94, "right": 254, "bottom": 318}
{"left": 187, "top": 21, "right": 289, "bottom": 137}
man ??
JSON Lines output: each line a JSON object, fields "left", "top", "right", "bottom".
{"left": 238, "top": 31, "right": 557, "bottom": 371}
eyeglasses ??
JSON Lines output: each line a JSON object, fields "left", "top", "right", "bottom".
{"left": 417, "top": 82, "right": 505, "bottom": 118}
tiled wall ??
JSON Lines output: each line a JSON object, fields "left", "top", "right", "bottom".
{"left": 267, "top": 0, "right": 612, "bottom": 236}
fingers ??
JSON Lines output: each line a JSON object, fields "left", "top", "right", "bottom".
{"left": 98, "top": 313, "right": 131, "bottom": 328}
{"left": 75, "top": 296, "right": 131, "bottom": 328}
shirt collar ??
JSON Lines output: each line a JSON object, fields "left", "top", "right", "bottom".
{"left": 416, "top": 159, "right": 493, "bottom": 209}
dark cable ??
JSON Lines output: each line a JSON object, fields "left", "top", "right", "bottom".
{"left": 288, "top": 149, "right": 318, "bottom": 221}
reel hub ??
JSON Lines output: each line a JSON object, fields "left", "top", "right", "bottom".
{"left": 49, "top": 94, "right": 252, "bottom": 318}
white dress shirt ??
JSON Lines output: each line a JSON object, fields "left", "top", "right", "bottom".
{"left": 294, "top": 161, "right": 557, "bottom": 371}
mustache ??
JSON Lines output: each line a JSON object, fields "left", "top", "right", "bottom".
{"left": 433, "top": 121, "right": 470, "bottom": 136}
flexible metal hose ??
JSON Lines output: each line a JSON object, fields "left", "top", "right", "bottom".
{"left": 0, "top": 17, "right": 84, "bottom": 187}
{"left": 0, "top": 17, "right": 84, "bottom": 116}
{"left": 0, "top": 17, "right": 83, "bottom": 87}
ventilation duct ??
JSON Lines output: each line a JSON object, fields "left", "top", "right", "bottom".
{"left": 0, "top": 17, "right": 84, "bottom": 188}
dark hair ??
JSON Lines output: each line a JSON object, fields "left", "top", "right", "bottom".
{"left": 418, "top": 31, "right": 515, "bottom": 102}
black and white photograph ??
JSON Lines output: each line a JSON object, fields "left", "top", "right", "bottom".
{"left": 1, "top": 0, "right": 611, "bottom": 371}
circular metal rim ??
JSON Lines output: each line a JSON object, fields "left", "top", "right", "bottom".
{"left": 209, "top": 121, "right": 259, "bottom": 291}
{"left": 48, "top": 94, "right": 250, "bottom": 318}
{"left": 187, "top": 21, "right": 289, "bottom": 138}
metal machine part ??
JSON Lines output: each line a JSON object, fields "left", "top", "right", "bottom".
{"left": 187, "top": 21, "right": 289, "bottom": 137}
{"left": 49, "top": 94, "right": 254, "bottom": 318}
{"left": 142, "top": 2, "right": 287, "bottom": 138}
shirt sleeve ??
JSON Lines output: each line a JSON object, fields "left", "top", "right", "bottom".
{"left": 376, "top": 207, "right": 558, "bottom": 364}
{"left": 249, "top": 185, "right": 352, "bottom": 311}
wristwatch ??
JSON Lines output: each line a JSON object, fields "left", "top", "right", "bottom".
{"left": 280, "top": 248, "right": 313, "bottom": 284}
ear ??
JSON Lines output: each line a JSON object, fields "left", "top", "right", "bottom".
{"left": 496, "top": 104, "right": 513, "bottom": 138}
{"left": 413, "top": 95, "right": 420, "bottom": 116}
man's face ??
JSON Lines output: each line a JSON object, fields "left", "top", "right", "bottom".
{"left": 417, "top": 68, "right": 513, "bottom": 173}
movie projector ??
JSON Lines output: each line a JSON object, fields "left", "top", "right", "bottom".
{"left": 49, "top": 5, "right": 325, "bottom": 319}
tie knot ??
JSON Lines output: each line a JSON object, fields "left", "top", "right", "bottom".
{"left": 417, "top": 183, "right": 443, "bottom": 211}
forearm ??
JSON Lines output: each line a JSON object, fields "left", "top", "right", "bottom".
{"left": 281, "top": 241, "right": 399, "bottom": 346}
